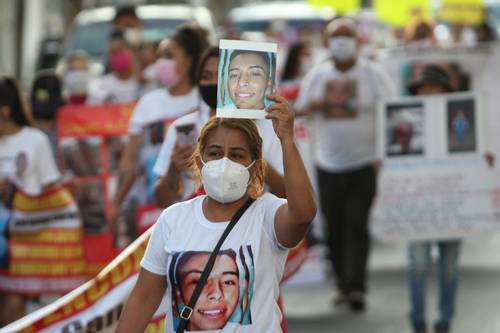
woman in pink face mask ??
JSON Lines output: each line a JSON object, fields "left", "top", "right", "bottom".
{"left": 109, "top": 25, "right": 208, "bottom": 247}
{"left": 86, "top": 30, "right": 140, "bottom": 105}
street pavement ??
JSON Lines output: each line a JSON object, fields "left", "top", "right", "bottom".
{"left": 282, "top": 235, "right": 500, "bottom": 333}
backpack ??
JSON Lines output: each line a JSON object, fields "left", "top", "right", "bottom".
{"left": 31, "top": 70, "right": 63, "bottom": 120}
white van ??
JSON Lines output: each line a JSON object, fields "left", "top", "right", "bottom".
{"left": 227, "top": 1, "right": 335, "bottom": 39}
{"left": 62, "top": 4, "right": 217, "bottom": 69}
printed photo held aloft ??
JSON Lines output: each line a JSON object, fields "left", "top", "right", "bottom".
{"left": 217, "top": 40, "right": 277, "bottom": 119}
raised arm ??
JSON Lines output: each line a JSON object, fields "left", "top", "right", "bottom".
{"left": 265, "top": 164, "right": 286, "bottom": 198}
{"left": 109, "top": 135, "right": 142, "bottom": 230}
{"left": 116, "top": 268, "right": 167, "bottom": 333}
{"left": 154, "top": 143, "right": 195, "bottom": 208}
{"left": 265, "top": 94, "right": 317, "bottom": 248}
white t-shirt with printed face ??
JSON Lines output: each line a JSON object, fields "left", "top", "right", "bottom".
{"left": 141, "top": 193, "right": 288, "bottom": 333}
{"left": 128, "top": 88, "right": 200, "bottom": 136}
{"left": 295, "top": 59, "right": 396, "bottom": 172}
{"left": 124, "top": 87, "right": 200, "bottom": 203}
{"left": 152, "top": 102, "right": 284, "bottom": 200}
{"left": 86, "top": 74, "right": 139, "bottom": 105}
{"left": 0, "top": 127, "right": 60, "bottom": 196}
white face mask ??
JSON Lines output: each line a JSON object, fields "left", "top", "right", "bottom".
{"left": 201, "top": 157, "right": 255, "bottom": 204}
{"left": 328, "top": 37, "right": 357, "bottom": 62}
{"left": 64, "top": 70, "right": 90, "bottom": 95}
{"left": 124, "top": 28, "right": 143, "bottom": 47}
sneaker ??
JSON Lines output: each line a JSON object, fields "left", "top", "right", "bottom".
{"left": 331, "top": 290, "right": 347, "bottom": 307}
{"left": 434, "top": 323, "right": 449, "bottom": 333}
{"left": 347, "top": 291, "right": 366, "bottom": 312}
{"left": 411, "top": 322, "right": 427, "bottom": 333}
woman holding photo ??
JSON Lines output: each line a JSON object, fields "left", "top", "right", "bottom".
{"left": 153, "top": 47, "right": 285, "bottom": 208}
{"left": 117, "top": 94, "right": 316, "bottom": 332}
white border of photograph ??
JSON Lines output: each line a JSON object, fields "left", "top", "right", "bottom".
{"left": 219, "top": 39, "right": 278, "bottom": 53}
{"left": 217, "top": 39, "right": 278, "bottom": 119}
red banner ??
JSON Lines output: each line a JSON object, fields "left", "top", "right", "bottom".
{"left": 57, "top": 103, "right": 135, "bottom": 138}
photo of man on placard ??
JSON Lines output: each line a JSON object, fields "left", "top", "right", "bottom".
{"left": 386, "top": 103, "right": 424, "bottom": 157}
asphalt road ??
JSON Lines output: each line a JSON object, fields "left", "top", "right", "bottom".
{"left": 283, "top": 235, "right": 500, "bottom": 333}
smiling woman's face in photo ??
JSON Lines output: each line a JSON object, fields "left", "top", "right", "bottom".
{"left": 228, "top": 52, "right": 270, "bottom": 109}
{"left": 177, "top": 253, "right": 240, "bottom": 331}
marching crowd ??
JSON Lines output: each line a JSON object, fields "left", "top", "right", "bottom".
{"left": 1, "top": 4, "right": 498, "bottom": 333}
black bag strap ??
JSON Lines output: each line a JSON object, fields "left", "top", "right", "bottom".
{"left": 176, "top": 197, "right": 255, "bottom": 333}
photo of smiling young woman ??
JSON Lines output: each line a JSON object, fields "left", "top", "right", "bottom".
{"left": 169, "top": 247, "right": 254, "bottom": 331}
{"left": 218, "top": 47, "right": 276, "bottom": 113}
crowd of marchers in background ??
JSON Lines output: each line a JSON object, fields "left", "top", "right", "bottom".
{"left": 1, "top": 3, "right": 498, "bottom": 333}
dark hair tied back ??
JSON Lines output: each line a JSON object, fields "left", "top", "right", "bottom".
{"left": 171, "top": 25, "right": 209, "bottom": 85}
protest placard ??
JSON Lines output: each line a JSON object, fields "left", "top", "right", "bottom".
{"left": 372, "top": 93, "right": 500, "bottom": 241}
{"left": 217, "top": 40, "right": 277, "bottom": 119}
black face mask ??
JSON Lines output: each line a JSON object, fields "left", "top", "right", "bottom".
{"left": 199, "top": 84, "right": 217, "bottom": 109}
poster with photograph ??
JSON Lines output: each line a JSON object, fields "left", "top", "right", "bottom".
{"left": 373, "top": 93, "right": 500, "bottom": 241}
{"left": 385, "top": 102, "right": 424, "bottom": 157}
{"left": 402, "top": 61, "right": 471, "bottom": 95}
{"left": 217, "top": 39, "right": 277, "bottom": 119}
{"left": 447, "top": 98, "right": 476, "bottom": 153}
{"left": 377, "top": 44, "right": 500, "bottom": 159}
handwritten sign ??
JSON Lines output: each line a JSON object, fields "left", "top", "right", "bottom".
{"left": 372, "top": 93, "right": 500, "bottom": 240}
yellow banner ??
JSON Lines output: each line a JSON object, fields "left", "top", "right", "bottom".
{"left": 374, "top": 0, "right": 431, "bottom": 27}
{"left": 439, "top": 0, "right": 485, "bottom": 24}
{"left": 308, "top": 0, "right": 361, "bottom": 14}
{"left": 13, "top": 188, "right": 74, "bottom": 213}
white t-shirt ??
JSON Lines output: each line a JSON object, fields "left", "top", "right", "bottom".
{"left": 125, "top": 87, "right": 200, "bottom": 203}
{"left": 152, "top": 103, "right": 284, "bottom": 200}
{"left": 296, "top": 58, "right": 396, "bottom": 172}
{"left": 86, "top": 73, "right": 139, "bottom": 105}
{"left": 128, "top": 88, "right": 200, "bottom": 136}
{"left": 141, "top": 193, "right": 288, "bottom": 333}
{"left": 0, "top": 127, "right": 60, "bottom": 195}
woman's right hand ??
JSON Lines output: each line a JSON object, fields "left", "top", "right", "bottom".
{"left": 171, "top": 142, "right": 195, "bottom": 172}
{"left": 0, "top": 178, "right": 10, "bottom": 202}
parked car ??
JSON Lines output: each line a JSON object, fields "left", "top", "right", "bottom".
{"left": 60, "top": 4, "right": 217, "bottom": 74}
{"left": 226, "top": 1, "right": 335, "bottom": 42}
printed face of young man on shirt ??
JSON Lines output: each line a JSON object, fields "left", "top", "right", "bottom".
{"left": 175, "top": 251, "right": 240, "bottom": 331}
{"left": 323, "top": 79, "right": 357, "bottom": 118}
{"left": 228, "top": 51, "right": 271, "bottom": 110}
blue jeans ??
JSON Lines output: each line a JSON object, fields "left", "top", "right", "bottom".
{"left": 408, "top": 240, "right": 461, "bottom": 331}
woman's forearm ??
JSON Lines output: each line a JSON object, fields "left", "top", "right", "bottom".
{"left": 265, "top": 165, "right": 286, "bottom": 198}
{"left": 281, "top": 138, "right": 316, "bottom": 224}
{"left": 113, "top": 135, "right": 142, "bottom": 207}
{"left": 117, "top": 269, "right": 166, "bottom": 333}
{"left": 154, "top": 166, "right": 181, "bottom": 208}
{"left": 116, "top": 293, "right": 157, "bottom": 332}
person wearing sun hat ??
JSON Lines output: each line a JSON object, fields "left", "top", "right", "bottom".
{"left": 406, "top": 63, "right": 458, "bottom": 333}
{"left": 407, "top": 64, "right": 455, "bottom": 96}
